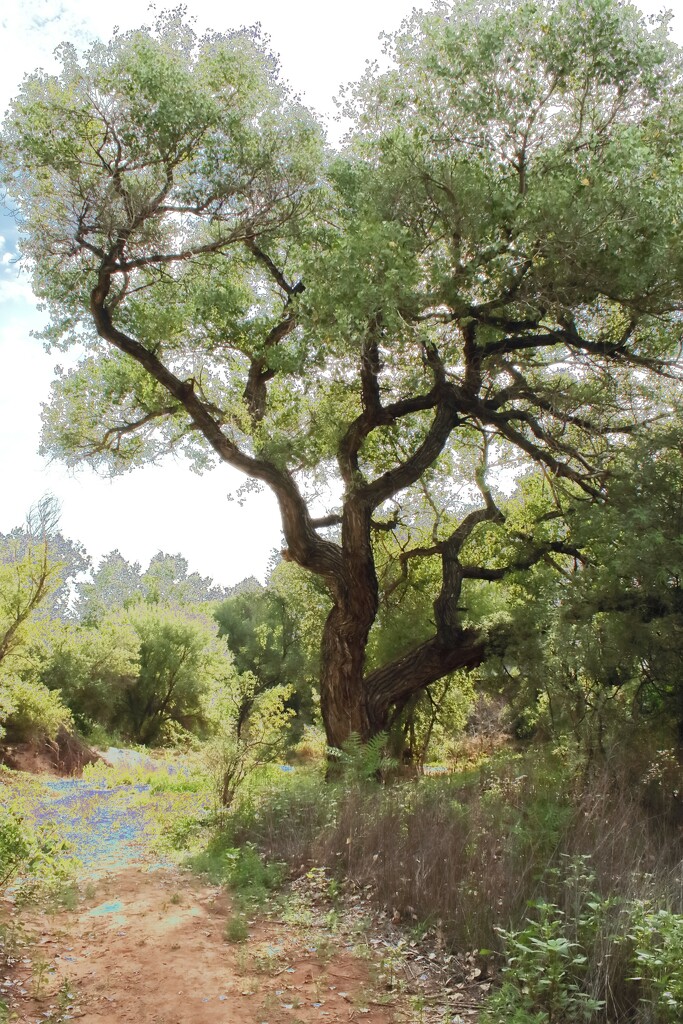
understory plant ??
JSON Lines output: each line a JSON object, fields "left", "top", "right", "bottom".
{"left": 0, "top": 800, "right": 74, "bottom": 901}
{"left": 480, "top": 856, "right": 683, "bottom": 1024}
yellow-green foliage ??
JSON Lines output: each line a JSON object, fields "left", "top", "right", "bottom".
{"left": 0, "top": 783, "right": 74, "bottom": 899}
{"left": 0, "top": 673, "right": 71, "bottom": 742}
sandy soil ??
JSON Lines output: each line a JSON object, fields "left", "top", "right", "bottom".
{"left": 4, "top": 860, "right": 397, "bottom": 1024}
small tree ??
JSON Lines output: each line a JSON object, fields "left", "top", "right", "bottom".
{"left": 213, "top": 560, "right": 327, "bottom": 739}
{"left": 0, "top": 496, "right": 85, "bottom": 667}
{"left": 44, "top": 604, "right": 236, "bottom": 743}
{"left": 0, "top": 497, "right": 83, "bottom": 742}
{"left": 204, "top": 674, "right": 295, "bottom": 806}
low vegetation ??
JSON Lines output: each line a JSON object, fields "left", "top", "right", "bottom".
{"left": 185, "top": 743, "right": 680, "bottom": 1023}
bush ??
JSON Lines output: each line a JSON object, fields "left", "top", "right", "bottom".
{"left": 0, "top": 805, "right": 32, "bottom": 888}
{"left": 479, "top": 882, "right": 683, "bottom": 1024}
{"left": 190, "top": 835, "right": 285, "bottom": 904}
{"left": 0, "top": 675, "right": 71, "bottom": 743}
{"left": 630, "top": 907, "right": 683, "bottom": 1024}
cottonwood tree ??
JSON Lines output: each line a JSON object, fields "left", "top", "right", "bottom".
{"left": 2, "top": 1, "right": 682, "bottom": 748}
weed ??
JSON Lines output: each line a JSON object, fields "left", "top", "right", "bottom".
{"left": 629, "top": 905, "right": 683, "bottom": 1023}
{"left": 190, "top": 839, "right": 285, "bottom": 905}
{"left": 31, "top": 955, "right": 53, "bottom": 1000}
{"left": 233, "top": 946, "right": 252, "bottom": 975}
{"left": 378, "top": 942, "right": 406, "bottom": 993}
{"left": 312, "top": 935, "right": 335, "bottom": 962}
{"left": 1, "top": 798, "right": 78, "bottom": 906}
{"left": 224, "top": 915, "right": 249, "bottom": 942}
{"left": 323, "top": 908, "right": 340, "bottom": 932}
{"left": 82, "top": 755, "right": 207, "bottom": 794}
{"left": 39, "top": 978, "right": 77, "bottom": 1024}
{"left": 410, "top": 994, "right": 427, "bottom": 1024}
{"left": 0, "top": 919, "right": 25, "bottom": 969}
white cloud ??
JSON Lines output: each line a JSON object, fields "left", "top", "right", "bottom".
{"left": 0, "top": 277, "right": 37, "bottom": 304}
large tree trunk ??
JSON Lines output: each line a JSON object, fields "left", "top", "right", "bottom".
{"left": 319, "top": 500, "right": 380, "bottom": 749}
{"left": 365, "top": 631, "right": 486, "bottom": 730}
{"left": 318, "top": 506, "right": 488, "bottom": 750}
{"left": 320, "top": 613, "right": 486, "bottom": 750}
{"left": 320, "top": 605, "right": 375, "bottom": 748}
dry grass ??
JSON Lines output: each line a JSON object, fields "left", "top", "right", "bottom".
{"left": 226, "top": 746, "right": 683, "bottom": 953}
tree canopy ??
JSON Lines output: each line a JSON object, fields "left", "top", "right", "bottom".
{"left": 76, "top": 548, "right": 229, "bottom": 622}
{"left": 2, "top": 0, "right": 682, "bottom": 748}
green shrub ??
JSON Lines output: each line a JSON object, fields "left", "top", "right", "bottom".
{"left": 0, "top": 676, "right": 70, "bottom": 742}
{"left": 0, "top": 802, "right": 75, "bottom": 901}
{"left": 0, "top": 805, "right": 32, "bottom": 888}
{"left": 190, "top": 835, "right": 285, "bottom": 904}
{"left": 224, "top": 914, "right": 249, "bottom": 942}
{"left": 480, "top": 857, "right": 683, "bottom": 1024}
{"left": 630, "top": 906, "right": 683, "bottom": 1023}
{"left": 480, "top": 898, "right": 606, "bottom": 1024}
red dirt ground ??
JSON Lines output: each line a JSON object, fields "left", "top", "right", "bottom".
{"left": 5, "top": 864, "right": 398, "bottom": 1024}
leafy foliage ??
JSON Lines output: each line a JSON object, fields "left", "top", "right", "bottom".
{"left": 205, "top": 676, "right": 295, "bottom": 806}
{"left": 328, "top": 731, "right": 396, "bottom": 783}
{"left": 42, "top": 604, "right": 237, "bottom": 744}
{"left": 213, "top": 560, "right": 327, "bottom": 739}
{"left": 0, "top": 800, "right": 74, "bottom": 900}
{"left": 0, "top": 675, "right": 71, "bottom": 743}
{"left": 480, "top": 424, "right": 683, "bottom": 754}
{"left": 0, "top": 499, "right": 83, "bottom": 742}
{"left": 631, "top": 907, "right": 683, "bottom": 1024}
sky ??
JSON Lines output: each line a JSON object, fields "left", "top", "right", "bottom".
{"left": 0, "top": 0, "right": 680, "bottom": 588}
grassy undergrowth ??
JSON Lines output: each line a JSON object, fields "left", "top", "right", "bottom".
{"left": 3, "top": 740, "right": 681, "bottom": 1023}
{"left": 197, "top": 744, "right": 683, "bottom": 1023}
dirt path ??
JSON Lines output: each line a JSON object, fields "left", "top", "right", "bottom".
{"left": 11, "top": 867, "right": 394, "bottom": 1024}
{"left": 2, "top": 778, "right": 399, "bottom": 1024}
